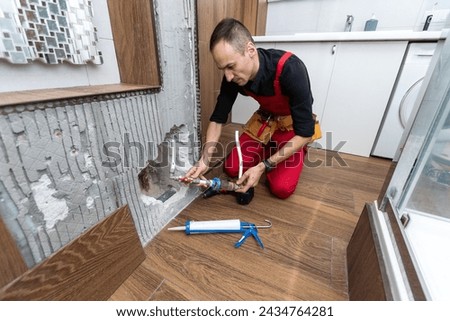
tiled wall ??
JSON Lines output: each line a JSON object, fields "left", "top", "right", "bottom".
{"left": 0, "top": 0, "right": 102, "bottom": 64}
{"left": 0, "top": 0, "right": 120, "bottom": 92}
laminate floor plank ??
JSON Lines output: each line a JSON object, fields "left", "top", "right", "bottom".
{"left": 331, "top": 237, "right": 350, "bottom": 295}
{"left": 149, "top": 280, "right": 190, "bottom": 301}
{"left": 144, "top": 224, "right": 343, "bottom": 301}
{"left": 109, "top": 123, "right": 391, "bottom": 301}
{"left": 176, "top": 203, "right": 333, "bottom": 284}
{"left": 109, "top": 261, "right": 164, "bottom": 301}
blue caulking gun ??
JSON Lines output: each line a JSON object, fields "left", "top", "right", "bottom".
{"left": 168, "top": 219, "right": 272, "bottom": 249}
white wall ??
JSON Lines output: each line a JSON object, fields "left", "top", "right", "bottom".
{"left": 266, "top": 0, "right": 450, "bottom": 34}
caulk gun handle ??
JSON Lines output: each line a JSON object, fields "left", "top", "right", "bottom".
{"left": 251, "top": 228, "right": 264, "bottom": 249}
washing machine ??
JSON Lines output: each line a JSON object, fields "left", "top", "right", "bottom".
{"left": 372, "top": 42, "right": 437, "bottom": 159}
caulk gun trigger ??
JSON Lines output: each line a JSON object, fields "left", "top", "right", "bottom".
{"left": 234, "top": 224, "right": 264, "bottom": 249}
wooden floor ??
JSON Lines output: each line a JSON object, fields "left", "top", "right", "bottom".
{"left": 110, "top": 123, "right": 391, "bottom": 301}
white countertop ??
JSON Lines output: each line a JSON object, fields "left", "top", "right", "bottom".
{"left": 254, "top": 29, "right": 448, "bottom": 43}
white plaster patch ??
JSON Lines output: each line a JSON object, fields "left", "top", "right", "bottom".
{"left": 140, "top": 194, "right": 159, "bottom": 206}
{"left": 60, "top": 174, "right": 72, "bottom": 181}
{"left": 16, "top": 133, "right": 28, "bottom": 145}
{"left": 31, "top": 174, "right": 69, "bottom": 229}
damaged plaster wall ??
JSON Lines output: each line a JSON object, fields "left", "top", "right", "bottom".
{"left": 0, "top": 0, "right": 200, "bottom": 267}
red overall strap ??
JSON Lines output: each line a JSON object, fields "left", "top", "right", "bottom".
{"left": 255, "top": 51, "right": 293, "bottom": 137}
{"left": 243, "top": 50, "right": 293, "bottom": 116}
{"left": 274, "top": 51, "right": 293, "bottom": 96}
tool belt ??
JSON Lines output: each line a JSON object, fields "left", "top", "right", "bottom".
{"left": 243, "top": 109, "right": 322, "bottom": 145}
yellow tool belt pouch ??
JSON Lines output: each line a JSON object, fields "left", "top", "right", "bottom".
{"left": 276, "top": 115, "right": 294, "bottom": 131}
{"left": 243, "top": 110, "right": 277, "bottom": 145}
{"left": 311, "top": 114, "right": 322, "bottom": 142}
{"left": 278, "top": 114, "right": 322, "bottom": 142}
{"left": 243, "top": 110, "right": 323, "bottom": 144}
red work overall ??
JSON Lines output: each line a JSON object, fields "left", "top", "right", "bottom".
{"left": 224, "top": 52, "right": 306, "bottom": 199}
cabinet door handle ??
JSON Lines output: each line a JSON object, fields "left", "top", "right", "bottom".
{"left": 331, "top": 45, "right": 337, "bottom": 55}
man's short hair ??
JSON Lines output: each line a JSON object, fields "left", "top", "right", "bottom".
{"left": 209, "top": 18, "right": 254, "bottom": 54}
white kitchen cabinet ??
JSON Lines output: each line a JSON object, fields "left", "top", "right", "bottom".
{"left": 232, "top": 40, "right": 408, "bottom": 157}
{"left": 273, "top": 41, "right": 337, "bottom": 123}
{"left": 318, "top": 41, "right": 407, "bottom": 156}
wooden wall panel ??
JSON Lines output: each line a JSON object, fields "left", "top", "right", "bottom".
{"left": 0, "top": 217, "right": 28, "bottom": 288}
{"left": 0, "top": 205, "right": 145, "bottom": 300}
{"left": 256, "top": 0, "right": 268, "bottom": 36}
{"left": 242, "top": 0, "right": 258, "bottom": 33}
{"left": 107, "top": 0, "right": 160, "bottom": 86}
{"left": 196, "top": 0, "right": 267, "bottom": 139}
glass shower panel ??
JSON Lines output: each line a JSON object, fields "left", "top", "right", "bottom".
{"left": 375, "top": 25, "right": 450, "bottom": 300}
{"left": 402, "top": 97, "right": 450, "bottom": 220}
{"left": 399, "top": 88, "right": 450, "bottom": 300}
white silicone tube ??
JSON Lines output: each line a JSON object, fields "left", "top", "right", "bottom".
{"left": 235, "top": 130, "right": 243, "bottom": 178}
{"left": 188, "top": 219, "right": 241, "bottom": 232}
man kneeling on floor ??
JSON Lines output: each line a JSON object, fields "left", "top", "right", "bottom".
{"left": 185, "top": 18, "right": 319, "bottom": 204}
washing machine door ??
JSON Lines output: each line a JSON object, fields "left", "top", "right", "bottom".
{"left": 399, "top": 77, "right": 424, "bottom": 129}
{"left": 372, "top": 42, "right": 437, "bottom": 159}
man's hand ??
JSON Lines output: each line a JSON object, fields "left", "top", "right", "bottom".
{"left": 184, "top": 157, "right": 209, "bottom": 180}
{"left": 235, "top": 162, "right": 265, "bottom": 193}
{"left": 184, "top": 121, "right": 222, "bottom": 182}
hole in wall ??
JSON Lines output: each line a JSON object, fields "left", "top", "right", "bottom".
{"left": 138, "top": 124, "right": 193, "bottom": 202}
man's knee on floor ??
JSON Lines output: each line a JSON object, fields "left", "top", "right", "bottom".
{"left": 268, "top": 182, "right": 296, "bottom": 199}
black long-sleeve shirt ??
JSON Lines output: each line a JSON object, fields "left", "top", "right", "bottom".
{"left": 209, "top": 48, "right": 315, "bottom": 137}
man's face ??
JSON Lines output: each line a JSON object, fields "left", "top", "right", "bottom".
{"left": 211, "top": 39, "right": 257, "bottom": 86}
